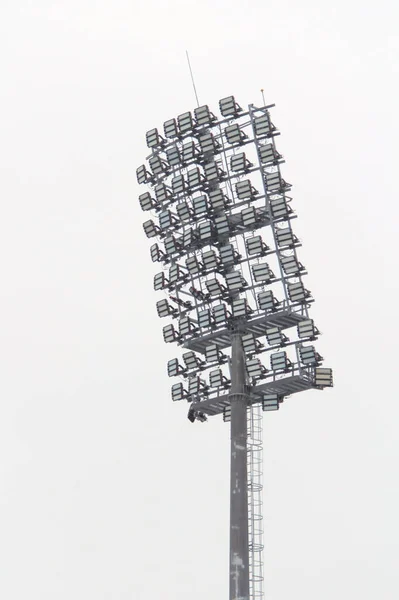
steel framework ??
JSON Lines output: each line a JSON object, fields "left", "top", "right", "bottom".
{"left": 136, "top": 96, "right": 333, "bottom": 600}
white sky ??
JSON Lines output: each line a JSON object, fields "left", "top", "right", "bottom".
{"left": 1, "top": 1, "right": 398, "bottom": 599}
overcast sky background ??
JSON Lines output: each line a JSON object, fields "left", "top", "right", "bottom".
{"left": 1, "top": 1, "right": 398, "bottom": 599}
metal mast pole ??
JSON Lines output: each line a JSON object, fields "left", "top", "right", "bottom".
{"left": 230, "top": 333, "right": 250, "bottom": 600}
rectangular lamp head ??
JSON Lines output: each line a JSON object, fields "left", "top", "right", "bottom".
{"left": 171, "top": 383, "right": 187, "bottom": 401}
{"left": 314, "top": 367, "right": 333, "bottom": 387}
{"left": 270, "top": 351, "right": 290, "bottom": 372}
{"left": 166, "top": 144, "right": 181, "bottom": 166}
{"left": 164, "top": 118, "right": 179, "bottom": 138}
{"left": 143, "top": 220, "right": 159, "bottom": 239}
{"left": 219, "top": 95, "right": 242, "bottom": 117}
{"left": 258, "top": 290, "right": 278, "bottom": 312}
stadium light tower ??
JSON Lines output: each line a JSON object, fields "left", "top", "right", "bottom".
{"left": 137, "top": 96, "right": 333, "bottom": 600}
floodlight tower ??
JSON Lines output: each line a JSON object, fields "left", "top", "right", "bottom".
{"left": 136, "top": 96, "right": 333, "bottom": 600}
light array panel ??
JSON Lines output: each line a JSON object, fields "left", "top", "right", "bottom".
{"left": 137, "top": 96, "right": 333, "bottom": 422}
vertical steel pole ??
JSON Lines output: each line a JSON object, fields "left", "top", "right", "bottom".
{"left": 229, "top": 333, "right": 250, "bottom": 600}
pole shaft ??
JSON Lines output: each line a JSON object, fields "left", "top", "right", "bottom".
{"left": 229, "top": 333, "right": 250, "bottom": 600}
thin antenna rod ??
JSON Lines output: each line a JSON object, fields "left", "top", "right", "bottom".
{"left": 260, "top": 88, "right": 266, "bottom": 106}
{"left": 186, "top": 50, "right": 200, "bottom": 108}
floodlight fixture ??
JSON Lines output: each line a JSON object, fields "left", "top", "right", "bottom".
{"left": 262, "top": 395, "right": 279, "bottom": 411}
{"left": 281, "top": 255, "right": 304, "bottom": 275}
{"left": 137, "top": 163, "right": 154, "bottom": 184}
{"left": 188, "top": 376, "right": 208, "bottom": 396}
{"left": 181, "top": 140, "right": 198, "bottom": 165}
{"left": 314, "top": 367, "right": 333, "bottom": 388}
{"left": 146, "top": 127, "right": 164, "bottom": 148}
{"left": 253, "top": 114, "right": 272, "bottom": 138}
{"left": 154, "top": 183, "right": 172, "bottom": 203}
{"left": 232, "top": 298, "right": 252, "bottom": 318}
{"left": 246, "top": 358, "right": 267, "bottom": 380}
{"left": 194, "top": 104, "right": 216, "bottom": 126}
{"left": 265, "top": 327, "right": 288, "bottom": 346}
{"left": 230, "top": 152, "right": 253, "bottom": 173}
{"left": 219, "top": 244, "right": 240, "bottom": 267}
{"left": 149, "top": 154, "right": 168, "bottom": 176}
{"left": 266, "top": 171, "right": 288, "bottom": 193}
{"left": 164, "top": 235, "right": 181, "bottom": 256}
{"left": 178, "top": 111, "right": 194, "bottom": 135}
{"left": 186, "top": 254, "right": 203, "bottom": 275}
{"left": 225, "top": 123, "right": 247, "bottom": 145}
{"left": 143, "top": 219, "right": 161, "bottom": 239}
{"left": 252, "top": 263, "right": 274, "bottom": 283}
{"left": 156, "top": 299, "right": 177, "bottom": 318}
{"left": 209, "top": 368, "right": 230, "bottom": 388}
{"left": 150, "top": 243, "right": 166, "bottom": 262}
{"left": 288, "top": 281, "right": 310, "bottom": 303}
{"left": 223, "top": 406, "right": 231, "bottom": 422}
{"left": 166, "top": 144, "right": 181, "bottom": 168}
{"left": 204, "top": 161, "right": 226, "bottom": 184}
{"left": 276, "top": 227, "right": 298, "bottom": 248}
{"left": 241, "top": 207, "right": 258, "bottom": 228}
{"left": 187, "top": 167, "right": 205, "bottom": 191}
{"left": 236, "top": 179, "right": 258, "bottom": 200}
{"left": 209, "top": 188, "right": 229, "bottom": 212}
{"left": 179, "top": 316, "right": 197, "bottom": 337}
{"left": 219, "top": 95, "right": 242, "bottom": 117}
{"left": 225, "top": 270, "right": 246, "bottom": 292}
{"left": 159, "top": 209, "right": 178, "bottom": 231}
{"left": 171, "top": 174, "right": 187, "bottom": 196}
{"left": 258, "top": 290, "right": 279, "bottom": 312}
{"left": 198, "top": 132, "right": 219, "bottom": 155}
{"left": 163, "top": 324, "right": 180, "bottom": 343}
{"left": 171, "top": 382, "right": 188, "bottom": 401}
{"left": 299, "top": 345, "right": 323, "bottom": 365}
{"left": 202, "top": 250, "right": 219, "bottom": 271}
{"left": 153, "top": 272, "right": 168, "bottom": 291}
{"left": 176, "top": 201, "right": 192, "bottom": 222}
{"left": 270, "top": 196, "right": 291, "bottom": 219}
{"left": 214, "top": 214, "right": 230, "bottom": 236}
{"left": 242, "top": 333, "right": 263, "bottom": 355}
{"left": 163, "top": 118, "right": 179, "bottom": 139}
{"left": 297, "top": 319, "right": 319, "bottom": 340}
{"left": 193, "top": 194, "right": 209, "bottom": 216}
{"left": 182, "top": 228, "right": 197, "bottom": 249}
{"left": 167, "top": 358, "right": 186, "bottom": 377}
{"left": 183, "top": 351, "right": 204, "bottom": 371}
{"left": 169, "top": 263, "right": 187, "bottom": 287}
{"left": 206, "top": 278, "right": 226, "bottom": 297}
{"left": 198, "top": 221, "right": 215, "bottom": 241}
{"left": 198, "top": 309, "right": 213, "bottom": 329}
{"left": 246, "top": 235, "right": 268, "bottom": 256}
{"left": 205, "top": 344, "right": 227, "bottom": 364}
{"left": 270, "top": 351, "right": 291, "bottom": 372}
{"left": 259, "top": 144, "right": 280, "bottom": 165}
{"left": 213, "top": 303, "right": 230, "bottom": 325}
{"left": 139, "top": 192, "right": 157, "bottom": 212}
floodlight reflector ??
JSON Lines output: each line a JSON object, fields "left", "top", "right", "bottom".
{"left": 188, "top": 376, "right": 207, "bottom": 396}
{"left": 236, "top": 180, "right": 258, "bottom": 200}
{"left": 167, "top": 358, "right": 185, "bottom": 377}
{"left": 288, "top": 281, "right": 310, "bottom": 303}
{"left": 276, "top": 227, "right": 297, "bottom": 247}
{"left": 154, "top": 183, "right": 172, "bottom": 203}
{"left": 219, "top": 95, "right": 242, "bottom": 117}
{"left": 194, "top": 104, "right": 215, "bottom": 126}
{"left": 136, "top": 164, "right": 152, "bottom": 185}
{"left": 164, "top": 118, "right": 179, "bottom": 138}
{"left": 150, "top": 243, "right": 163, "bottom": 262}
{"left": 223, "top": 407, "right": 231, "bottom": 422}
{"left": 241, "top": 206, "right": 257, "bottom": 227}
{"left": 180, "top": 140, "right": 197, "bottom": 164}
{"left": 270, "top": 351, "right": 290, "bottom": 372}
{"left": 198, "top": 309, "right": 212, "bottom": 329}
{"left": 146, "top": 128, "right": 164, "bottom": 148}
{"left": 225, "top": 123, "right": 246, "bottom": 145}
{"left": 258, "top": 290, "right": 279, "bottom": 312}
{"left": 143, "top": 219, "right": 160, "bottom": 239}
{"left": 205, "top": 344, "right": 223, "bottom": 364}
{"left": 169, "top": 263, "right": 186, "bottom": 286}
{"left": 149, "top": 154, "right": 167, "bottom": 175}
{"left": 166, "top": 144, "right": 180, "bottom": 167}
{"left": 265, "top": 327, "right": 287, "bottom": 346}
{"left": 171, "top": 382, "right": 187, "bottom": 401}
{"left": 232, "top": 298, "right": 252, "bottom": 318}
{"left": 179, "top": 316, "right": 195, "bottom": 336}
{"left": 182, "top": 228, "right": 196, "bottom": 249}
{"left": 209, "top": 369, "right": 229, "bottom": 388}
{"left": 270, "top": 196, "right": 290, "bottom": 219}
{"left": 259, "top": 144, "right": 279, "bottom": 165}
{"left": 183, "top": 351, "right": 203, "bottom": 370}
{"left": 198, "top": 221, "right": 214, "bottom": 241}
{"left": 297, "top": 319, "right": 319, "bottom": 340}
{"left": 187, "top": 167, "right": 204, "bottom": 190}
{"left": 246, "top": 235, "right": 268, "bottom": 256}
{"left": 252, "top": 263, "right": 274, "bottom": 282}
{"left": 139, "top": 192, "right": 156, "bottom": 212}
{"left": 246, "top": 358, "right": 266, "bottom": 379}
{"left": 204, "top": 161, "right": 225, "bottom": 183}
{"left": 163, "top": 324, "right": 179, "bottom": 343}
{"left": 164, "top": 235, "right": 180, "bottom": 256}
{"left": 219, "top": 244, "right": 237, "bottom": 266}
{"left": 213, "top": 303, "right": 229, "bottom": 325}
{"left": 299, "top": 345, "right": 322, "bottom": 365}
{"left": 242, "top": 333, "right": 261, "bottom": 355}
{"left": 230, "top": 152, "right": 252, "bottom": 173}
{"left": 178, "top": 111, "right": 194, "bottom": 135}
{"left": 314, "top": 368, "right": 333, "bottom": 388}
{"left": 193, "top": 195, "right": 209, "bottom": 216}
{"left": 171, "top": 174, "right": 187, "bottom": 196}
{"left": 159, "top": 209, "right": 175, "bottom": 231}
{"left": 225, "top": 270, "right": 245, "bottom": 291}
{"left": 186, "top": 254, "right": 202, "bottom": 274}
{"left": 266, "top": 171, "right": 287, "bottom": 193}
{"left": 209, "top": 189, "right": 229, "bottom": 211}
{"left": 262, "top": 395, "right": 279, "bottom": 411}
{"left": 253, "top": 114, "right": 272, "bottom": 137}
{"left": 156, "top": 299, "right": 176, "bottom": 318}
{"left": 198, "top": 132, "right": 219, "bottom": 154}
{"left": 176, "top": 201, "right": 191, "bottom": 222}
{"left": 281, "top": 255, "right": 304, "bottom": 275}
{"left": 202, "top": 250, "right": 219, "bottom": 271}
{"left": 214, "top": 214, "right": 230, "bottom": 236}
{"left": 206, "top": 278, "right": 225, "bottom": 296}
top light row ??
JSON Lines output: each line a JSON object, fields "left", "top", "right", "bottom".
{"left": 145, "top": 96, "right": 243, "bottom": 149}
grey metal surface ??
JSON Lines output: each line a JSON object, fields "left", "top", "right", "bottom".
{"left": 229, "top": 334, "right": 250, "bottom": 600}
